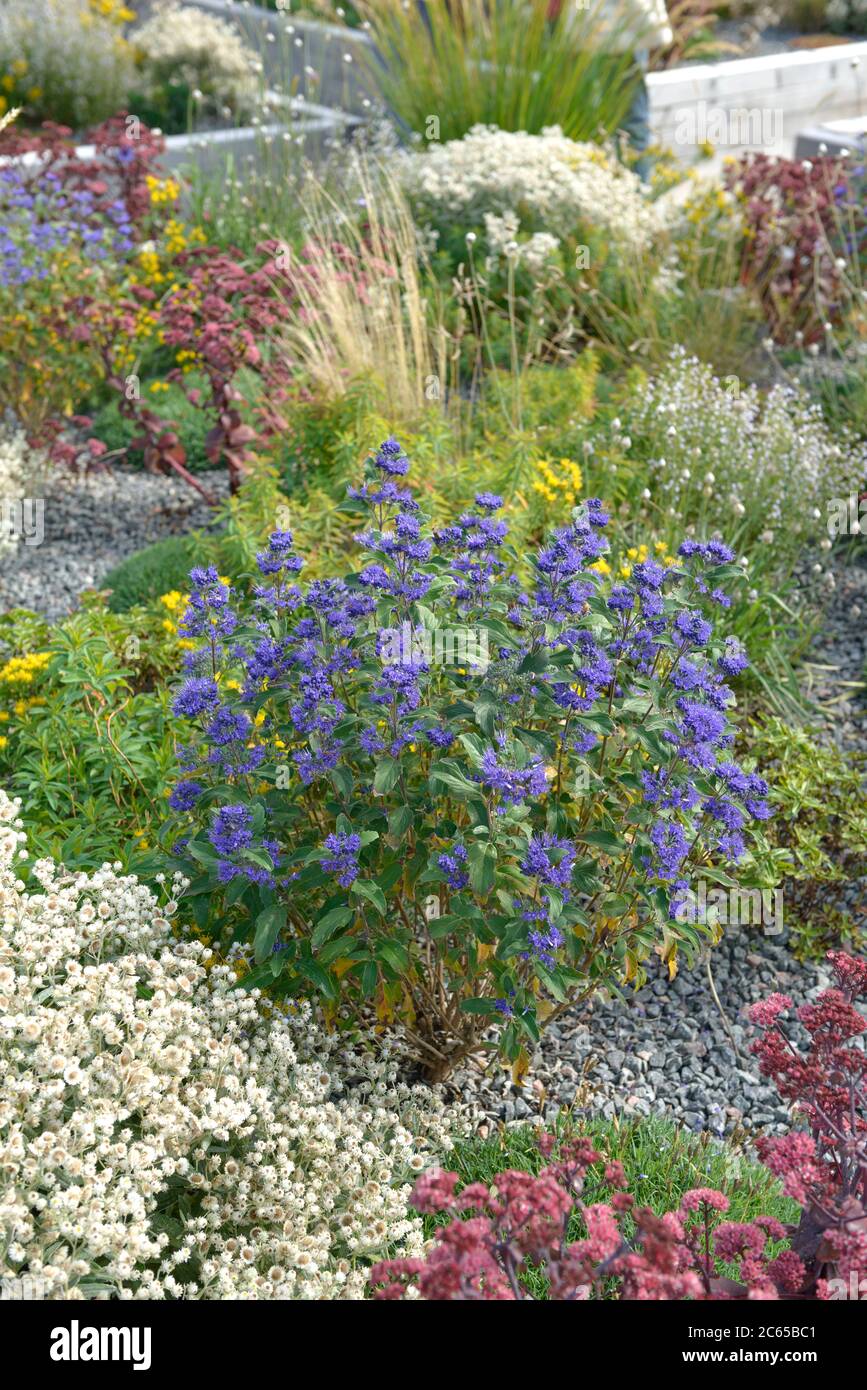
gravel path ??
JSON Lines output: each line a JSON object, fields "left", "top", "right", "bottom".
{"left": 0, "top": 466, "right": 229, "bottom": 623}
{"left": 449, "top": 931, "right": 828, "bottom": 1138}
{"left": 451, "top": 544, "right": 867, "bottom": 1136}
{"left": 798, "top": 542, "right": 867, "bottom": 755}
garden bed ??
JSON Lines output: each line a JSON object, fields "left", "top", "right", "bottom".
{"left": 2, "top": 1, "right": 867, "bottom": 1317}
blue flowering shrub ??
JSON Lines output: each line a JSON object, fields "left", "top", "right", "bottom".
{"left": 168, "top": 439, "right": 775, "bottom": 1080}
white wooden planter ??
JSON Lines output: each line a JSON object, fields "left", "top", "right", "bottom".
{"left": 648, "top": 42, "right": 867, "bottom": 157}
{"left": 155, "top": 103, "right": 357, "bottom": 177}
{"left": 794, "top": 113, "right": 867, "bottom": 158}
{"left": 132, "top": 0, "right": 375, "bottom": 115}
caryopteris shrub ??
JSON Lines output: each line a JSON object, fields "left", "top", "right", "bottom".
{"left": 168, "top": 438, "right": 773, "bottom": 1080}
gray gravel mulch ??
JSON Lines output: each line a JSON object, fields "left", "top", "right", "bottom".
{"left": 0, "top": 465, "right": 229, "bottom": 623}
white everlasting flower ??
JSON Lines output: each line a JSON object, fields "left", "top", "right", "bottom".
{"left": 0, "top": 790, "right": 455, "bottom": 1301}
{"left": 132, "top": 2, "right": 261, "bottom": 119}
{"left": 401, "top": 125, "right": 667, "bottom": 257}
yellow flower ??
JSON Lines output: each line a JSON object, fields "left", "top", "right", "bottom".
{"left": 0, "top": 652, "right": 51, "bottom": 686}
{"left": 590, "top": 556, "right": 611, "bottom": 576}
{"left": 145, "top": 174, "right": 180, "bottom": 207}
{"left": 0, "top": 736, "right": 7, "bottom": 749}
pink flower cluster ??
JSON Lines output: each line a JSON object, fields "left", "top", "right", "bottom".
{"left": 749, "top": 950, "right": 867, "bottom": 1296}
{"left": 370, "top": 1139, "right": 799, "bottom": 1301}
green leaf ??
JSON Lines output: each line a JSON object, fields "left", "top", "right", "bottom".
{"left": 473, "top": 693, "right": 499, "bottom": 737}
{"left": 373, "top": 758, "right": 402, "bottom": 795}
{"left": 351, "top": 879, "right": 387, "bottom": 916}
{"left": 574, "top": 829, "right": 623, "bottom": 854}
{"left": 429, "top": 760, "right": 481, "bottom": 800}
{"left": 468, "top": 840, "right": 497, "bottom": 897}
{"left": 600, "top": 893, "right": 631, "bottom": 916}
{"left": 311, "top": 904, "right": 355, "bottom": 949}
{"left": 253, "top": 904, "right": 286, "bottom": 963}
{"left": 377, "top": 940, "right": 408, "bottom": 973}
{"left": 517, "top": 650, "right": 549, "bottom": 674}
{"left": 330, "top": 766, "right": 354, "bottom": 799}
{"left": 242, "top": 847, "right": 275, "bottom": 871}
{"left": 298, "top": 958, "right": 339, "bottom": 1001}
{"left": 388, "top": 804, "right": 414, "bottom": 841}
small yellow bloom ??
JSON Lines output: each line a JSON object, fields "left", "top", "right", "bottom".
{"left": 0, "top": 652, "right": 51, "bottom": 686}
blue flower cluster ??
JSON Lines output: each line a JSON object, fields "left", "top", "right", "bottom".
{"left": 320, "top": 831, "right": 362, "bottom": 887}
{"left": 0, "top": 166, "right": 134, "bottom": 287}
{"left": 168, "top": 436, "right": 771, "bottom": 1028}
{"left": 437, "top": 842, "right": 469, "bottom": 891}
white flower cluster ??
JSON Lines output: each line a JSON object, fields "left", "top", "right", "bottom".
{"left": 0, "top": 792, "right": 453, "bottom": 1300}
{"left": 0, "top": 429, "right": 43, "bottom": 560}
{"left": 402, "top": 124, "right": 666, "bottom": 256}
{"left": 623, "top": 347, "right": 867, "bottom": 549}
{"left": 132, "top": 2, "right": 261, "bottom": 117}
{"left": 483, "top": 211, "right": 561, "bottom": 276}
{"left": 0, "top": 1, "right": 135, "bottom": 130}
